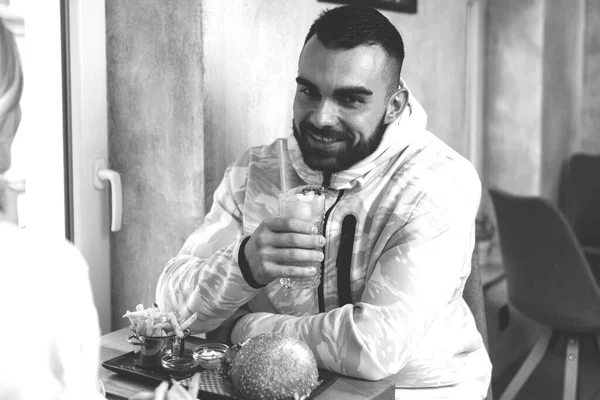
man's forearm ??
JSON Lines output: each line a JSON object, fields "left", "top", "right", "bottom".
{"left": 206, "top": 304, "right": 252, "bottom": 345}
{"left": 230, "top": 306, "right": 396, "bottom": 381}
{"left": 156, "top": 238, "right": 261, "bottom": 333}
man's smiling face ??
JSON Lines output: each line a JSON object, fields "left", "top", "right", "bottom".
{"left": 292, "top": 36, "right": 395, "bottom": 174}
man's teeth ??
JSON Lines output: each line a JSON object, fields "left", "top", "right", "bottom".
{"left": 310, "top": 132, "right": 338, "bottom": 143}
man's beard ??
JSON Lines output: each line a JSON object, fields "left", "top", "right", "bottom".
{"left": 292, "top": 114, "right": 387, "bottom": 174}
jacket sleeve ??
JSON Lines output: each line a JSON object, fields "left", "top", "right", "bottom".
{"left": 231, "top": 169, "right": 481, "bottom": 380}
{"left": 156, "top": 156, "right": 261, "bottom": 333}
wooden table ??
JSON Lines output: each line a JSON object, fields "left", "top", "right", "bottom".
{"left": 100, "top": 328, "right": 395, "bottom": 400}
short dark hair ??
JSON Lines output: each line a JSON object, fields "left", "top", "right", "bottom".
{"left": 303, "top": 5, "right": 405, "bottom": 92}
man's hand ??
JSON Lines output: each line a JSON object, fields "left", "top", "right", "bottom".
{"left": 244, "top": 217, "right": 325, "bottom": 285}
{"left": 206, "top": 305, "right": 251, "bottom": 345}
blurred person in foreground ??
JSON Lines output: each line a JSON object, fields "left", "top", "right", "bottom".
{"left": 156, "top": 5, "right": 491, "bottom": 399}
{"left": 0, "top": 16, "right": 199, "bottom": 400}
{"left": 0, "top": 16, "right": 106, "bottom": 400}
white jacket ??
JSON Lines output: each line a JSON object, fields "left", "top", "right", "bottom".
{"left": 157, "top": 86, "right": 492, "bottom": 398}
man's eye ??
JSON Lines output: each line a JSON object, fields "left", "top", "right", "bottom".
{"left": 299, "top": 87, "right": 319, "bottom": 98}
{"left": 341, "top": 95, "right": 363, "bottom": 106}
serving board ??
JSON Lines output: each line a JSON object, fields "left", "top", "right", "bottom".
{"left": 102, "top": 338, "right": 336, "bottom": 399}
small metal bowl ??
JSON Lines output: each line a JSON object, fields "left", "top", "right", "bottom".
{"left": 192, "top": 343, "right": 229, "bottom": 370}
{"left": 128, "top": 329, "right": 190, "bottom": 369}
{"left": 161, "top": 354, "right": 200, "bottom": 379}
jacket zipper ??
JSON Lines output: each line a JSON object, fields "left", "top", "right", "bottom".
{"left": 318, "top": 188, "right": 344, "bottom": 313}
{"left": 337, "top": 214, "right": 357, "bottom": 307}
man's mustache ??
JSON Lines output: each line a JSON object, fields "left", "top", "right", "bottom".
{"left": 299, "top": 122, "right": 349, "bottom": 141}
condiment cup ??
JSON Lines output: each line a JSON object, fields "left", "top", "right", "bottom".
{"left": 192, "top": 343, "right": 229, "bottom": 369}
{"left": 161, "top": 354, "right": 201, "bottom": 379}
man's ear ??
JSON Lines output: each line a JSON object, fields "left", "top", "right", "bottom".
{"left": 384, "top": 87, "right": 408, "bottom": 124}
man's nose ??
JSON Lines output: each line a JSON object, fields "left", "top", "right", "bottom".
{"left": 310, "top": 99, "right": 338, "bottom": 129}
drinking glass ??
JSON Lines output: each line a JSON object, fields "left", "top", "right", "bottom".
{"left": 278, "top": 185, "right": 325, "bottom": 289}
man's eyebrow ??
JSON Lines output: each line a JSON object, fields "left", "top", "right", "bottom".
{"left": 296, "top": 77, "right": 373, "bottom": 97}
{"left": 296, "top": 77, "right": 317, "bottom": 89}
{"left": 333, "top": 86, "right": 373, "bottom": 97}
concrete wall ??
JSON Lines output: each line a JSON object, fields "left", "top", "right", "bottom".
{"left": 485, "top": 0, "right": 545, "bottom": 197}
{"left": 202, "top": 0, "right": 473, "bottom": 209}
{"left": 582, "top": 0, "right": 600, "bottom": 151}
{"left": 485, "top": 0, "right": 597, "bottom": 205}
{"left": 106, "top": 0, "right": 205, "bottom": 329}
{"left": 540, "top": 0, "right": 586, "bottom": 200}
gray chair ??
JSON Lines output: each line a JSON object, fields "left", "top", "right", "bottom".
{"left": 490, "top": 188, "right": 600, "bottom": 400}
{"left": 560, "top": 153, "right": 600, "bottom": 281}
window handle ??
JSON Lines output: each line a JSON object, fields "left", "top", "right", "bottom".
{"left": 92, "top": 158, "right": 122, "bottom": 232}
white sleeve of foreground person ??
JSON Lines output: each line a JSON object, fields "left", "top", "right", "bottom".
{"left": 231, "top": 164, "right": 490, "bottom": 395}
{"left": 0, "top": 222, "right": 105, "bottom": 400}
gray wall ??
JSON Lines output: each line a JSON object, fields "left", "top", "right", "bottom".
{"left": 484, "top": 0, "right": 599, "bottom": 207}
{"left": 106, "top": 0, "right": 205, "bottom": 329}
{"left": 485, "top": 0, "right": 545, "bottom": 198}
{"left": 540, "top": 0, "right": 585, "bottom": 200}
{"left": 583, "top": 0, "right": 600, "bottom": 151}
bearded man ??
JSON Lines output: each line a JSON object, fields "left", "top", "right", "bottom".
{"left": 157, "top": 5, "right": 491, "bottom": 399}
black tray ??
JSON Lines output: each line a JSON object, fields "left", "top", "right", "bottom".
{"left": 102, "top": 337, "right": 336, "bottom": 399}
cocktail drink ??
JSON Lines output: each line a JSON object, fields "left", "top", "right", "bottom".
{"left": 278, "top": 185, "right": 326, "bottom": 289}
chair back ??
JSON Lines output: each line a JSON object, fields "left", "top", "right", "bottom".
{"left": 489, "top": 188, "right": 600, "bottom": 332}
{"left": 463, "top": 251, "right": 493, "bottom": 400}
{"left": 561, "top": 153, "right": 600, "bottom": 247}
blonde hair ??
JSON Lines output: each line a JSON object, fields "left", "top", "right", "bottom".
{"left": 0, "top": 17, "right": 23, "bottom": 117}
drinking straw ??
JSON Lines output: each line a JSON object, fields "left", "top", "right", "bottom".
{"left": 276, "top": 138, "right": 288, "bottom": 194}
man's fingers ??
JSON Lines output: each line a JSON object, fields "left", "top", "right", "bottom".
{"left": 269, "top": 217, "right": 318, "bottom": 234}
{"left": 274, "top": 233, "right": 325, "bottom": 249}
{"left": 265, "top": 264, "right": 318, "bottom": 278}
{"left": 268, "top": 248, "right": 324, "bottom": 263}
{"left": 247, "top": 218, "right": 325, "bottom": 285}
